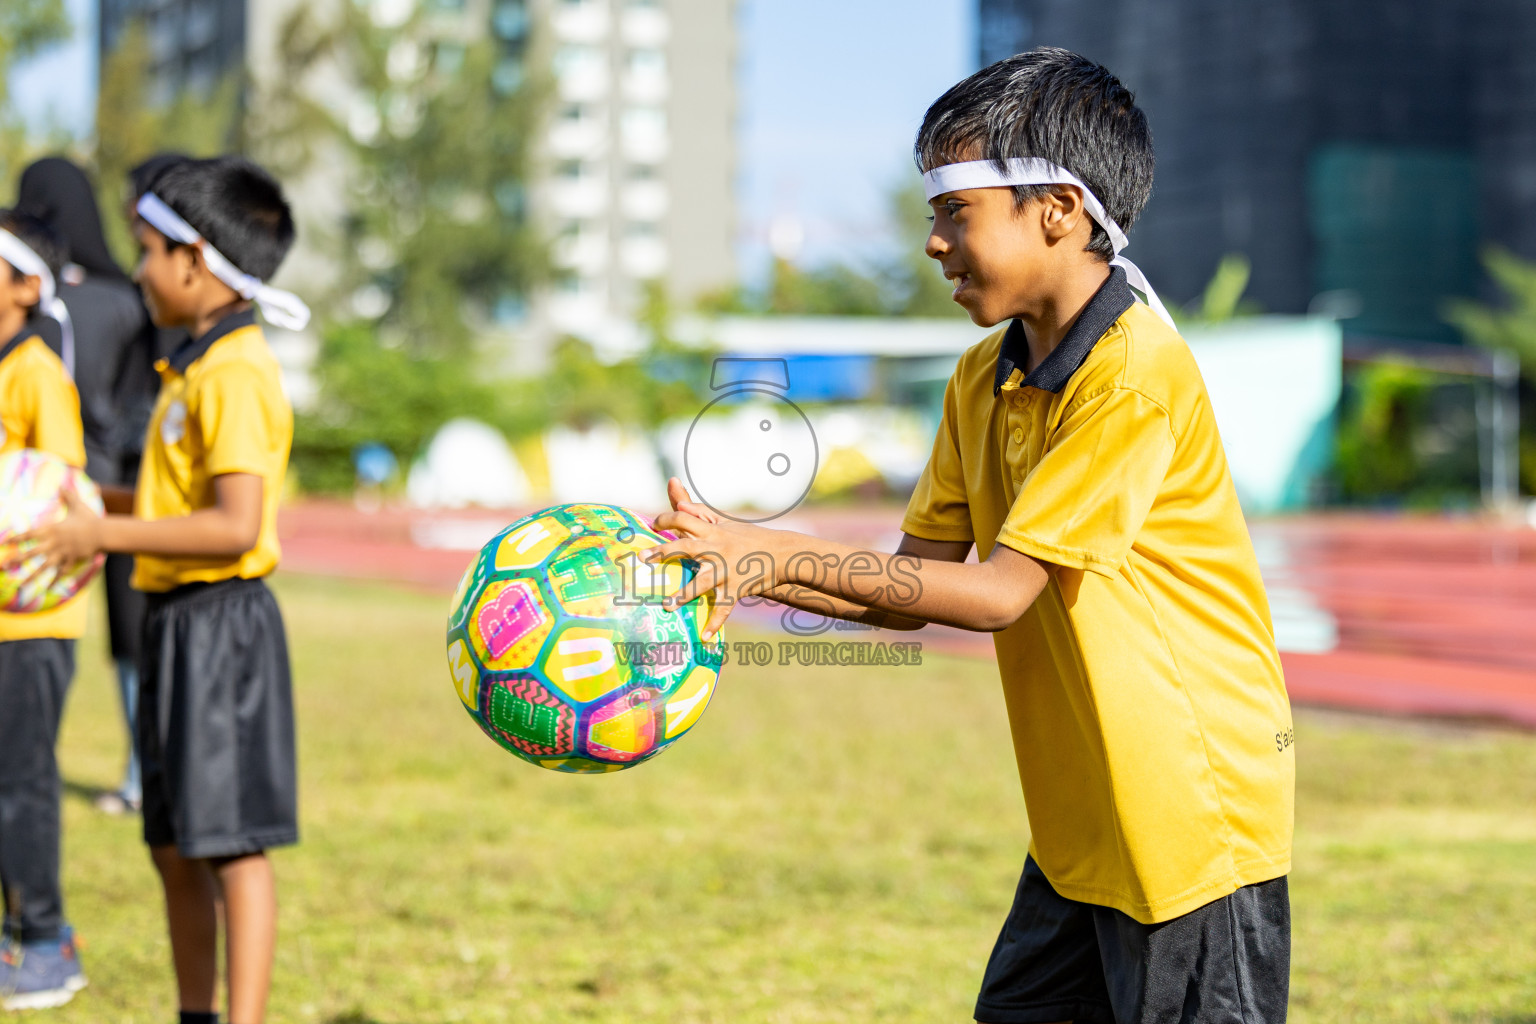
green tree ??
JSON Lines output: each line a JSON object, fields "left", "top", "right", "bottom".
{"left": 239, "top": 7, "right": 338, "bottom": 182}
{"left": 1445, "top": 248, "right": 1536, "bottom": 370}
{"left": 510, "top": 284, "right": 713, "bottom": 437}
{"left": 261, "top": 3, "right": 544, "bottom": 355}
{"left": 877, "top": 178, "right": 966, "bottom": 317}
{"left": 289, "top": 322, "right": 519, "bottom": 494}
{"left": 1445, "top": 247, "right": 1536, "bottom": 491}
{"left": 630, "top": 282, "right": 717, "bottom": 431}
{"left": 291, "top": 287, "right": 716, "bottom": 495}
{"left": 0, "top": 0, "right": 68, "bottom": 108}
{"left": 0, "top": 0, "right": 71, "bottom": 187}
{"left": 764, "top": 258, "right": 886, "bottom": 316}
{"left": 1182, "top": 253, "right": 1262, "bottom": 325}
{"left": 1334, "top": 362, "right": 1434, "bottom": 501}
{"left": 268, "top": 3, "right": 548, "bottom": 489}
{"left": 91, "top": 20, "right": 242, "bottom": 264}
{"left": 696, "top": 256, "right": 888, "bottom": 316}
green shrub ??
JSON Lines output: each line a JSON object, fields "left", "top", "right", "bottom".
{"left": 291, "top": 322, "right": 518, "bottom": 494}
{"left": 1335, "top": 362, "right": 1431, "bottom": 500}
{"left": 291, "top": 315, "right": 715, "bottom": 496}
{"left": 1334, "top": 361, "right": 1483, "bottom": 506}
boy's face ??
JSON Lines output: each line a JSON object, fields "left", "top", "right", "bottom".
{"left": 133, "top": 221, "right": 200, "bottom": 328}
{"left": 0, "top": 263, "right": 42, "bottom": 335}
{"left": 925, "top": 186, "right": 1093, "bottom": 328}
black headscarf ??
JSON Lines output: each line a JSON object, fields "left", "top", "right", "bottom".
{"left": 15, "top": 156, "right": 127, "bottom": 284}
{"left": 129, "top": 152, "right": 192, "bottom": 201}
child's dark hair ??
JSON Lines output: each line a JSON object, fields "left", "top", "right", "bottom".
{"left": 0, "top": 209, "right": 66, "bottom": 310}
{"left": 914, "top": 47, "right": 1154, "bottom": 262}
{"left": 148, "top": 156, "right": 296, "bottom": 281}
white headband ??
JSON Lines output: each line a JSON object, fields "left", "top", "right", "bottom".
{"left": 136, "top": 192, "right": 311, "bottom": 331}
{"left": 0, "top": 228, "right": 75, "bottom": 378}
{"left": 923, "top": 158, "right": 1175, "bottom": 328}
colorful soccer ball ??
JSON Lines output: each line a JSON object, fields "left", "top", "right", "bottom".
{"left": 446, "top": 503, "right": 725, "bottom": 773}
{"left": 0, "top": 449, "right": 106, "bottom": 614}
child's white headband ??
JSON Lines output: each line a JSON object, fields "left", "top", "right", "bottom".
{"left": 922, "top": 158, "right": 1175, "bottom": 328}
{"left": 0, "top": 228, "right": 76, "bottom": 378}
{"left": 136, "top": 192, "right": 311, "bottom": 331}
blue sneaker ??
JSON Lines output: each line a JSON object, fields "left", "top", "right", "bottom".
{"left": 0, "top": 928, "right": 87, "bottom": 1010}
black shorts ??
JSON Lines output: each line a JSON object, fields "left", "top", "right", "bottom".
{"left": 975, "top": 856, "right": 1289, "bottom": 1024}
{"left": 139, "top": 577, "right": 299, "bottom": 859}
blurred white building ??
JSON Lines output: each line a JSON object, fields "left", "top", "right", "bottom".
{"left": 530, "top": 0, "right": 737, "bottom": 349}
{"left": 98, "top": 0, "right": 738, "bottom": 356}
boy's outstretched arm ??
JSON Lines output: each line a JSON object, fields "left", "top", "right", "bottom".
{"left": 650, "top": 479, "right": 1049, "bottom": 639}
{"left": 755, "top": 533, "right": 973, "bottom": 632}
{"left": 659, "top": 479, "right": 970, "bottom": 632}
{"left": 16, "top": 473, "right": 263, "bottom": 565}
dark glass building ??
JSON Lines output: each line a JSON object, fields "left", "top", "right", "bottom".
{"left": 976, "top": 0, "right": 1536, "bottom": 340}
{"left": 99, "top": 0, "right": 248, "bottom": 102}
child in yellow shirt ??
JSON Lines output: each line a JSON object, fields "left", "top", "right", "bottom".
{"left": 0, "top": 210, "right": 89, "bottom": 1010}
{"left": 646, "top": 49, "right": 1292, "bottom": 1023}
{"left": 26, "top": 157, "right": 308, "bottom": 1024}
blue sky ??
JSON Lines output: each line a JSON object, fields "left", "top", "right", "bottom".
{"left": 7, "top": 0, "right": 96, "bottom": 141}
{"left": 735, "top": 0, "right": 975, "bottom": 276}
{"left": 8, "top": 0, "right": 975, "bottom": 283}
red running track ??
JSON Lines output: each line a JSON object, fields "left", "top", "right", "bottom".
{"left": 277, "top": 502, "right": 1536, "bottom": 729}
{"left": 1259, "top": 516, "right": 1536, "bottom": 728}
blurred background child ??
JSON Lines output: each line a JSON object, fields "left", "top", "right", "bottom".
{"left": 0, "top": 208, "right": 89, "bottom": 1010}
{"left": 24, "top": 155, "right": 305, "bottom": 1024}
{"left": 15, "top": 156, "right": 161, "bottom": 816}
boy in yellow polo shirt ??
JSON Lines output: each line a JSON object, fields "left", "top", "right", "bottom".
{"left": 27, "top": 156, "right": 309, "bottom": 1024}
{"left": 0, "top": 210, "right": 90, "bottom": 1010}
{"left": 646, "top": 49, "right": 1293, "bottom": 1022}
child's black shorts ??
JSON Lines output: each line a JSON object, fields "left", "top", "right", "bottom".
{"left": 138, "top": 576, "right": 299, "bottom": 859}
{"left": 975, "top": 856, "right": 1289, "bottom": 1024}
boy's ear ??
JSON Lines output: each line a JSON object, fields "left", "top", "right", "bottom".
{"left": 1040, "top": 186, "right": 1091, "bottom": 244}
{"left": 173, "top": 242, "right": 205, "bottom": 286}
{"left": 14, "top": 273, "right": 43, "bottom": 310}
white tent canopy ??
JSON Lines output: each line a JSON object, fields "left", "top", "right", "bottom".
{"left": 407, "top": 418, "right": 532, "bottom": 509}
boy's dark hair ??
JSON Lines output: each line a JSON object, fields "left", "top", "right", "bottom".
{"left": 149, "top": 156, "right": 296, "bottom": 281}
{"left": 914, "top": 47, "right": 1154, "bottom": 262}
{"left": 0, "top": 209, "right": 66, "bottom": 311}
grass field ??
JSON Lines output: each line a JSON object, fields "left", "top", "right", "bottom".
{"left": 43, "top": 575, "right": 1536, "bottom": 1022}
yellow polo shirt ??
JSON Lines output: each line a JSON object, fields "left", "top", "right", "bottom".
{"left": 132, "top": 310, "right": 291, "bottom": 593}
{"left": 0, "top": 328, "right": 89, "bottom": 640}
{"left": 902, "top": 269, "right": 1293, "bottom": 924}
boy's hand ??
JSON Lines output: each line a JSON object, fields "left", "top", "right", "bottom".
{"left": 644, "top": 477, "right": 777, "bottom": 639}
{"left": 664, "top": 476, "right": 719, "bottom": 525}
{"left": 9, "top": 487, "right": 104, "bottom": 571}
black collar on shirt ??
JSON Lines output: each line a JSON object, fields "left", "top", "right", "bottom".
{"left": 0, "top": 323, "right": 40, "bottom": 368}
{"left": 166, "top": 307, "right": 258, "bottom": 374}
{"left": 993, "top": 265, "right": 1135, "bottom": 396}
